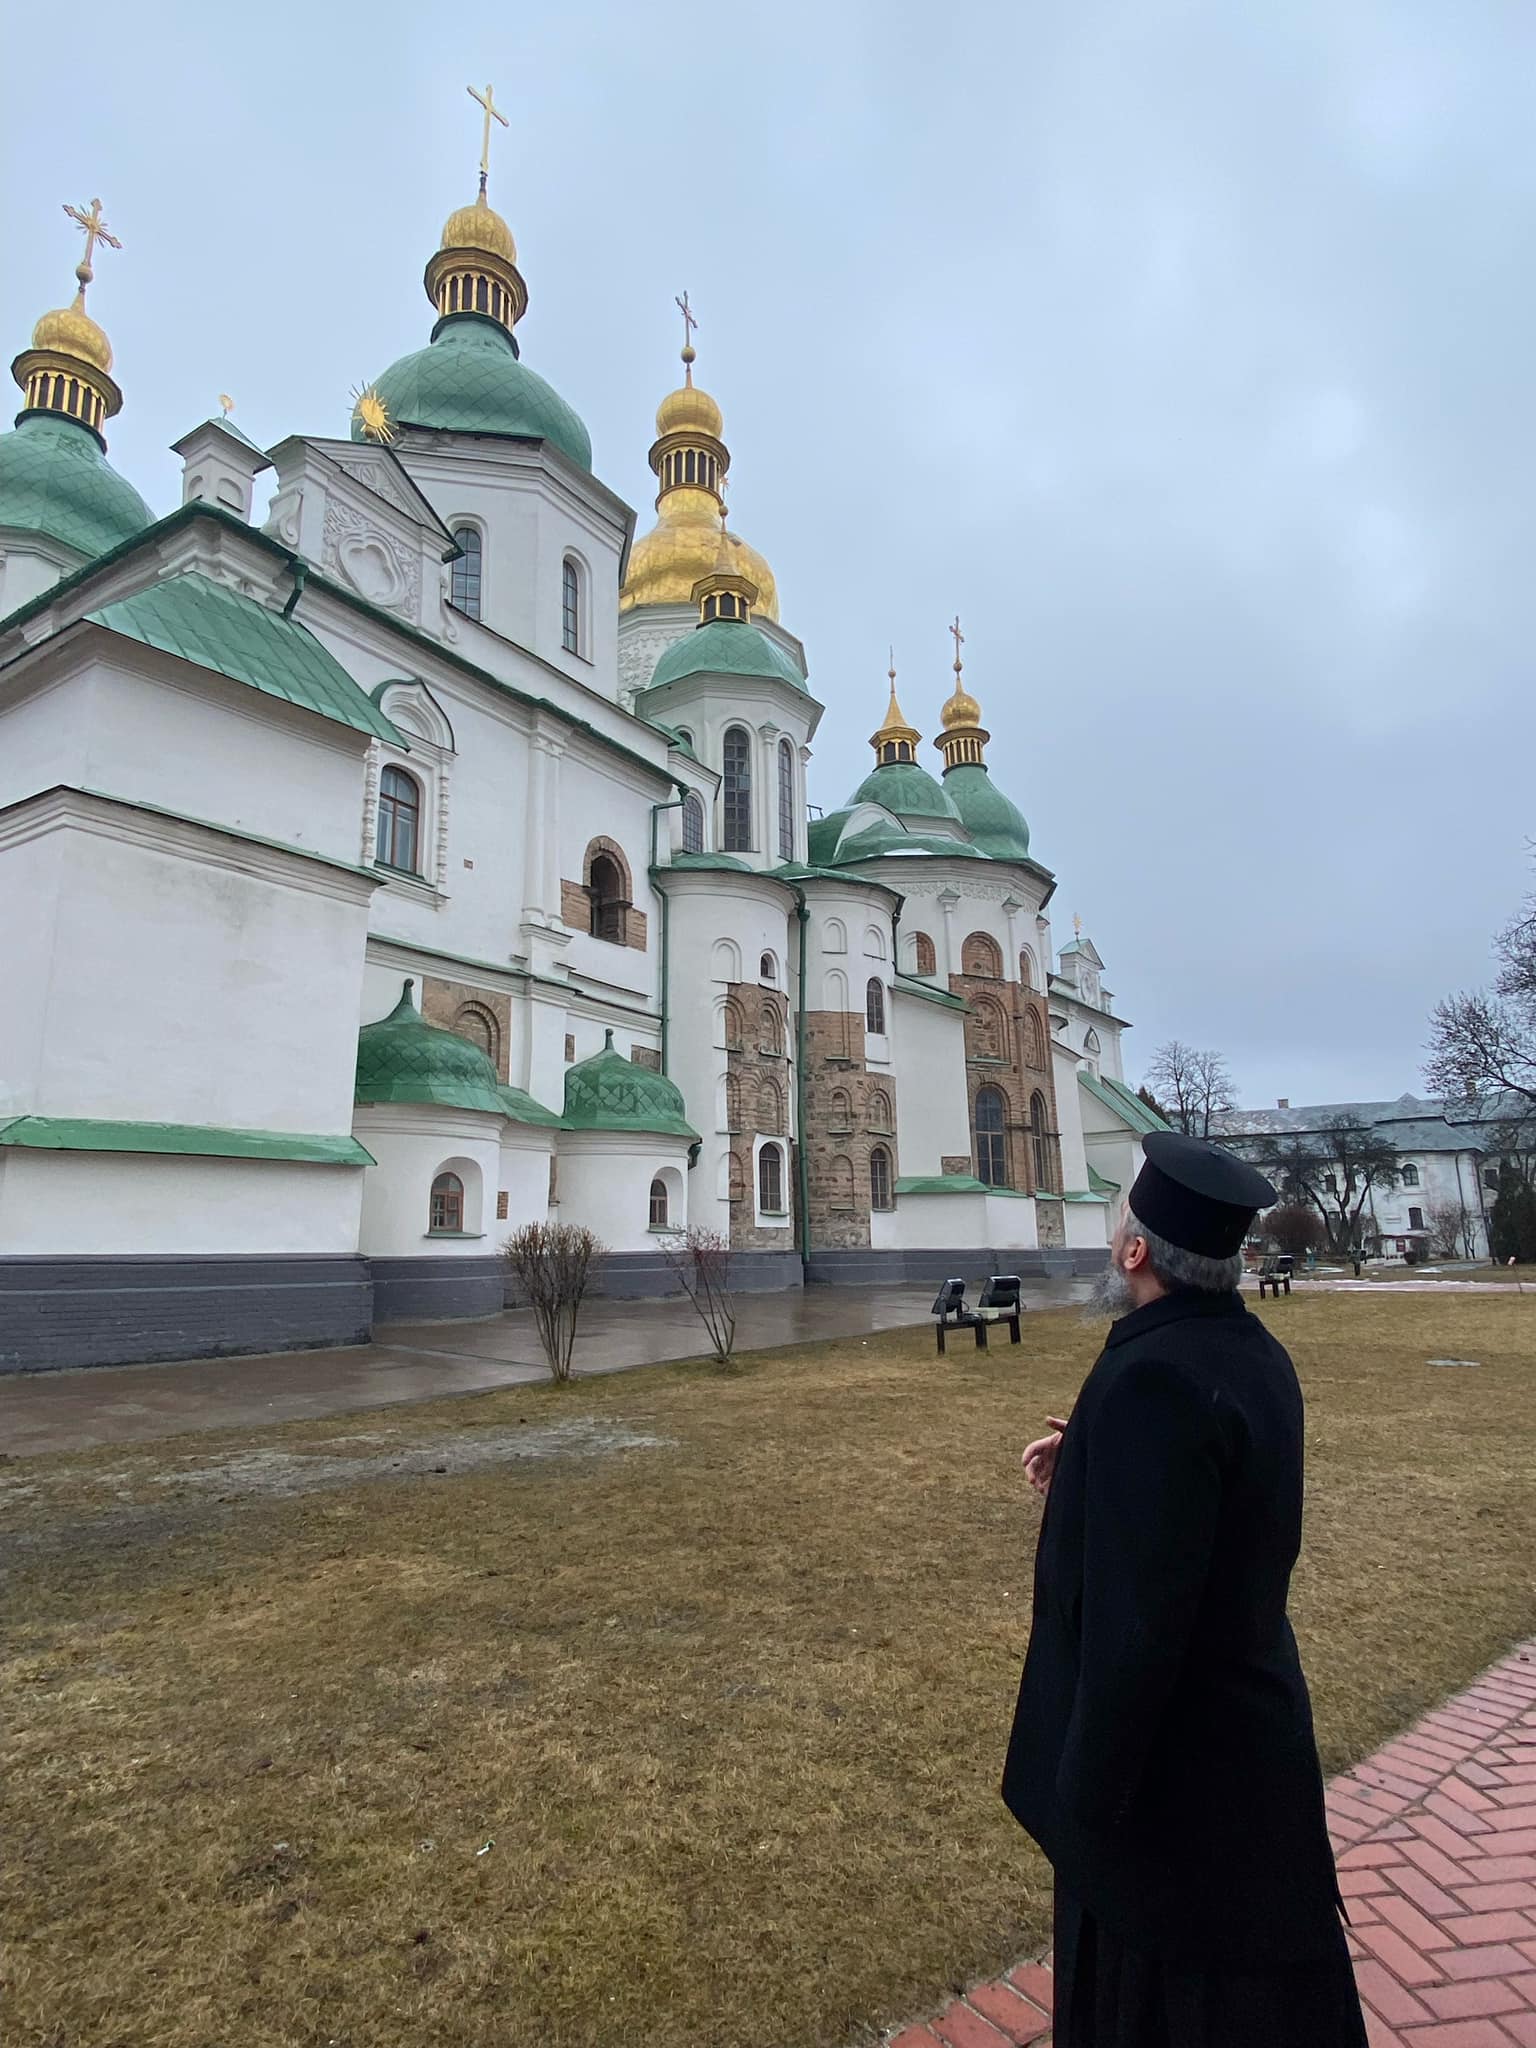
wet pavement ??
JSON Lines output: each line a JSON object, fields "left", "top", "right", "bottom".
{"left": 2, "top": 1276, "right": 1094, "bottom": 1458}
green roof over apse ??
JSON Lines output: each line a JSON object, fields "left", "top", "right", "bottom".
{"left": 1079, "top": 1069, "right": 1171, "bottom": 1136}
{"left": 847, "top": 759, "right": 961, "bottom": 822}
{"left": 356, "top": 981, "right": 561, "bottom": 1124}
{"left": 644, "top": 617, "right": 806, "bottom": 694}
{"left": 357, "top": 313, "right": 592, "bottom": 471}
{"left": 942, "top": 762, "right": 1031, "bottom": 860}
{"left": 85, "top": 573, "right": 404, "bottom": 743}
{"left": 0, "top": 1116, "right": 373, "bottom": 1165}
{"left": 0, "top": 412, "right": 153, "bottom": 561}
{"left": 562, "top": 1030, "right": 699, "bottom": 1139}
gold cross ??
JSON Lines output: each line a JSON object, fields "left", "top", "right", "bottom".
{"left": 889, "top": 645, "right": 897, "bottom": 683}
{"left": 63, "top": 197, "right": 120, "bottom": 287}
{"left": 467, "top": 82, "right": 509, "bottom": 187}
{"left": 950, "top": 615, "right": 965, "bottom": 674}
{"left": 676, "top": 289, "right": 698, "bottom": 345}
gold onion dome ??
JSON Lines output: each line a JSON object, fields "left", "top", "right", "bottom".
{"left": 940, "top": 681, "right": 983, "bottom": 730}
{"left": 30, "top": 301, "right": 112, "bottom": 373}
{"left": 12, "top": 199, "right": 126, "bottom": 444}
{"left": 620, "top": 302, "right": 779, "bottom": 620}
{"left": 439, "top": 192, "right": 518, "bottom": 266}
{"left": 935, "top": 617, "right": 989, "bottom": 771}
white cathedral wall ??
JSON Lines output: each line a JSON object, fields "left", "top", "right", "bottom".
{"left": 556, "top": 1130, "right": 694, "bottom": 1252}
{"left": 985, "top": 1193, "right": 1042, "bottom": 1251}
{"left": 879, "top": 1191, "right": 989, "bottom": 1250}
{"left": 1051, "top": 1045, "right": 1094, "bottom": 1197}
{"left": 4, "top": 809, "right": 371, "bottom": 1136}
{"left": 1065, "top": 1200, "right": 1113, "bottom": 1249}
{"left": 891, "top": 995, "right": 971, "bottom": 1176}
{"left": 353, "top": 1105, "right": 508, "bottom": 1256}
{"left": 0, "top": 653, "right": 372, "bottom": 867}
{"left": 0, "top": 1151, "right": 363, "bottom": 1256}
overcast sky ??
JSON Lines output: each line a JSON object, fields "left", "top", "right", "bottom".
{"left": 6, "top": 0, "right": 1533, "bottom": 1107}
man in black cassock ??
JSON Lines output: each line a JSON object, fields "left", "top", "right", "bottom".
{"left": 1001, "top": 1132, "right": 1367, "bottom": 2048}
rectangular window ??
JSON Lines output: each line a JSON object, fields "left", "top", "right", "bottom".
{"left": 1408, "top": 1206, "right": 1424, "bottom": 1231}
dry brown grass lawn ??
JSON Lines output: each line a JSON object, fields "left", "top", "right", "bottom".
{"left": 2, "top": 1292, "right": 1532, "bottom": 2048}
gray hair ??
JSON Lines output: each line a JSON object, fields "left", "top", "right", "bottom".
{"left": 1125, "top": 1206, "right": 1244, "bottom": 1295}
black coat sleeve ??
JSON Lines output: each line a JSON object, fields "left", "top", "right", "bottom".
{"left": 1055, "top": 1354, "right": 1225, "bottom": 1831}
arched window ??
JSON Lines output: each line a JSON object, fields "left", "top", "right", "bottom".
{"left": 758, "top": 1143, "right": 785, "bottom": 1214}
{"left": 778, "top": 737, "right": 795, "bottom": 860}
{"left": 376, "top": 765, "right": 422, "bottom": 872}
{"left": 1019, "top": 948, "right": 1036, "bottom": 990}
{"left": 728, "top": 1153, "right": 747, "bottom": 1203}
{"left": 681, "top": 792, "right": 705, "bottom": 853}
{"left": 1084, "top": 1028, "right": 1101, "bottom": 1056}
{"left": 913, "top": 932, "right": 936, "bottom": 977}
{"left": 829, "top": 1087, "right": 853, "bottom": 1129}
{"left": 1023, "top": 1008, "right": 1047, "bottom": 1070}
{"left": 722, "top": 998, "right": 744, "bottom": 1052}
{"left": 1031, "top": 1090, "right": 1057, "bottom": 1193}
{"left": 962, "top": 932, "right": 1003, "bottom": 978}
{"left": 450, "top": 527, "right": 482, "bottom": 619}
{"left": 829, "top": 1153, "right": 855, "bottom": 1210}
{"left": 865, "top": 977, "right": 886, "bottom": 1035}
{"left": 1401, "top": 1163, "right": 1420, "bottom": 1188}
{"left": 760, "top": 951, "right": 777, "bottom": 985}
{"left": 723, "top": 725, "right": 752, "bottom": 851}
{"left": 870, "top": 1145, "right": 894, "bottom": 1211}
{"left": 759, "top": 1003, "right": 783, "bottom": 1056}
{"left": 758, "top": 1075, "right": 784, "bottom": 1135}
{"left": 868, "top": 1088, "right": 893, "bottom": 1132}
{"left": 588, "top": 851, "right": 627, "bottom": 943}
{"left": 649, "top": 1177, "right": 669, "bottom": 1229}
{"left": 561, "top": 557, "right": 581, "bottom": 654}
{"left": 453, "top": 1004, "right": 499, "bottom": 1071}
{"left": 429, "top": 1171, "right": 464, "bottom": 1233}
{"left": 975, "top": 1087, "right": 1008, "bottom": 1188}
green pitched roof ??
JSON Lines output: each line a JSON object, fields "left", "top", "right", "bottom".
{"left": 665, "top": 851, "right": 752, "bottom": 872}
{"left": 893, "top": 1173, "right": 992, "bottom": 1195}
{"left": 644, "top": 617, "right": 805, "bottom": 694}
{"left": 0, "top": 412, "right": 153, "bottom": 560}
{"left": 1087, "top": 1163, "right": 1121, "bottom": 1195}
{"left": 358, "top": 314, "right": 591, "bottom": 471}
{"left": 86, "top": 572, "right": 403, "bottom": 742}
{"left": 1079, "top": 1069, "right": 1170, "bottom": 1136}
{"left": 847, "top": 759, "right": 960, "bottom": 822}
{"left": 0, "top": 1116, "right": 372, "bottom": 1165}
{"left": 807, "top": 807, "right": 985, "bottom": 867}
{"left": 893, "top": 972, "right": 969, "bottom": 1012}
{"left": 355, "top": 981, "right": 560, "bottom": 1124}
{"left": 942, "top": 762, "right": 1031, "bottom": 860}
{"left": 562, "top": 1030, "right": 699, "bottom": 1139}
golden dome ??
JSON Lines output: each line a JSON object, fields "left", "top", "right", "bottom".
{"left": 440, "top": 194, "right": 517, "bottom": 264}
{"left": 656, "top": 376, "right": 723, "bottom": 439}
{"left": 871, "top": 663, "right": 922, "bottom": 758}
{"left": 941, "top": 682, "right": 982, "bottom": 729}
{"left": 31, "top": 300, "right": 112, "bottom": 372}
{"left": 622, "top": 511, "right": 779, "bottom": 620}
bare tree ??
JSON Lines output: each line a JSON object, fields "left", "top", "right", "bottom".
{"left": 1248, "top": 1115, "right": 1400, "bottom": 1253}
{"left": 1263, "top": 1204, "right": 1327, "bottom": 1261}
{"left": 1426, "top": 883, "right": 1536, "bottom": 1151}
{"left": 1143, "top": 1040, "right": 1236, "bottom": 1138}
{"left": 502, "top": 1222, "right": 605, "bottom": 1382}
{"left": 659, "top": 1227, "right": 737, "bottom": 1364}
{"left": 1424, "top": 1201, "right": 1469, "bottom": 1260}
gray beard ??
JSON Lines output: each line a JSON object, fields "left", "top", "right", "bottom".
{"left": 1086, "top": 1258, "right": 1137, "bottom": 1319}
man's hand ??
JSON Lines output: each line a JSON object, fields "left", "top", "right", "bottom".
{"left": 1022, "top": 1417, "right": 1071, "bottom": 1497}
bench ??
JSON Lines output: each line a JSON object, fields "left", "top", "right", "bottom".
{"left": 1257, "top": 1254, "right": 1294, "bottom": 1299}
{"left": 932, "top": 1275, "right": 1025, "bottom": 1353}
{"left": 932, "top": 1277, "right": 987, "bottom": 1354}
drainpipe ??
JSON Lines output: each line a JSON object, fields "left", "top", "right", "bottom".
{"left": 648, "top": 789, "right": 687, "bottom": 1075}
{"left": 792, "top": 885, "right": 812, "bottom": 1274}
{"left": 280, "top": 557, "right": 308, "bottom": 619}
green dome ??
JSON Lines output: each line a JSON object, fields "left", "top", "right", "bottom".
{"left": 355, "top": 981, "right": 559, "bottom": 1123}
{"left": 943, "top": 763, "right": 1031, "bottom": 860}
{"left": 562, "top": 1030, "right": 699, "bottom": 1139}
{"left": 356, "top": 314, "right": 592, "bottom": 471}
{"left": 644, "top": 617, "right": 806, "bottom": 694}
{"left": 0, "top": 413, "right": 152, "bottom": 563}
{"left": 848, "top": 759, "right": 961, "bottom": 822}
{"left": 807, "top": 809, "right": 983, "bottom": 866}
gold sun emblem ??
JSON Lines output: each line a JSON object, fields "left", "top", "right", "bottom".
{"left": 350, "top": 383, "right": 395, "bottom": 443}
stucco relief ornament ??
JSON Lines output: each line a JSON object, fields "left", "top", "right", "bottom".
{"left": 322, "top": 499, "right": 421, "bottom": 621}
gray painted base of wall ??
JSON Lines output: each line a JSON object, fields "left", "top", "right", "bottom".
{"left": 806, "top": 1246, "right": 1109, "bottom": 1287}
{"left": 370, "top": 1255, "right": 506, "bottom": 1324}
{"left": 0, "top": 1255, "right": 373, "bottom": 1374}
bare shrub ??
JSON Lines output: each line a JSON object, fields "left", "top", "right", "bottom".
{"left": 659, "top": 1227, "right": 737, "bottom": 1364}
{"left": 1263, "top": 1204, "right": 1327, "bottom": 1261}
{"left": 502, "top": 1222, "right": 605, "bottom": 1382}
{"left": 1425, "top": 1201, "right": 1469, "bottom": 1260}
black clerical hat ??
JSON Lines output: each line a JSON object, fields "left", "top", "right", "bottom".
{"left": 1128, "top": 1132, "right": 1278, "bottom": 1258}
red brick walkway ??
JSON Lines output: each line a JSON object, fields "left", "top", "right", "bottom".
{"left": 884, "top": 1639, "right": 1536, "bottom": 2048}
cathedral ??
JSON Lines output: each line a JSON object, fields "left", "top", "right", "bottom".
{"left": 0, "top": 107, "right": 1164, "bottom": 1372}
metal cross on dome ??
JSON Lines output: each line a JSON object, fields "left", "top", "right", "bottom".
{"left": 467, "top": 81, "right": 509, "bottom": 191}
{"left": 63, "top": 197, "right": 120, "bottom": 287}
{"left": 950, "top": 615, "right": 965, "bottom": 675}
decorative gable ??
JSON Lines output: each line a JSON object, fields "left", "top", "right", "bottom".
{"left": 263, "top": 437, "right": 456, "bottom": 633}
